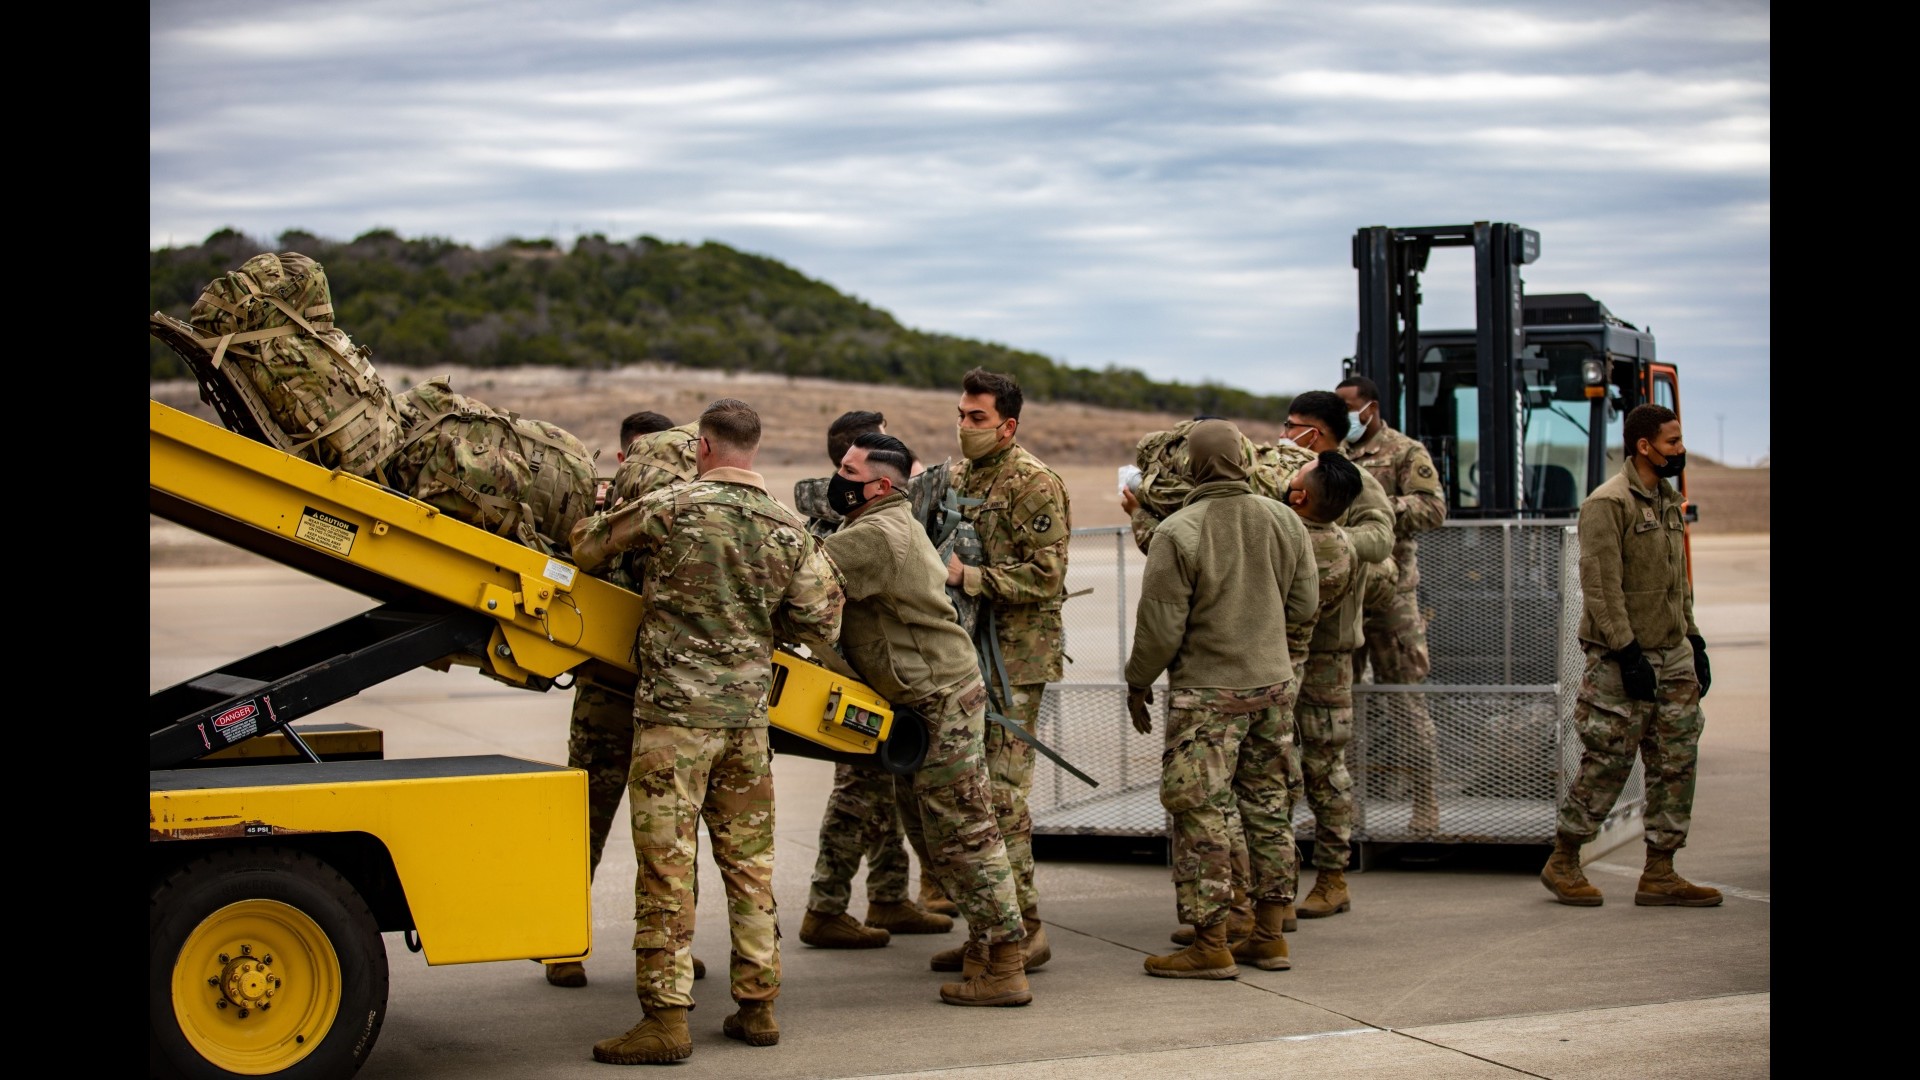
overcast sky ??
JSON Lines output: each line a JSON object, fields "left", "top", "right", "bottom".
{"left": 150, "top": 0, "right": 1770, "bottom": 465}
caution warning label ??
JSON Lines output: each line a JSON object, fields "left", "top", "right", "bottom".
{"left": 296, "top": 506, "right": 359, "bottom": 556}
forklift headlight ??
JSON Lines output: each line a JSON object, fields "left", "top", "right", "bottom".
{"left": 1581, "top": 358, "right": 1607, "bottom": 398}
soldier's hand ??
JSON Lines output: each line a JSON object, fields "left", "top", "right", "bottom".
{"left": 946, "top": 552, "right": 965, "bottom": 587}
{"left": 1609, "top": 641, "right": 1658, "bottom": 702}
{"left": 1688, "top": 634, "right": 1711, "bottom": 699}
{"left": 1120, "top": 488, "right": 1140, "bottom": 515}
{"left": 1127, "top": 684, "right": 1155, "bottom": 734}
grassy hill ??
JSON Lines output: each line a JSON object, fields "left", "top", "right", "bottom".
{"left": 149, "top": 228, "right": 1292, "bottom": 421}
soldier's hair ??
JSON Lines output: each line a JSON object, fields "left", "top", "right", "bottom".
{"left": 1336, "top": 375, "right": 1380, "bottom": 403}
{"left": 699, "top": 398, "right": 761, "bottom": 454}
{"left": 827, "top": 410, "right": 887, "bottom": 467}
{"left": 1306, "top": 450, "right": 1364, "bottom": 520}
{"left": 1289, "top": 390, "right": 1351, "bottom": 443}
{"left": 962, "top": 367, "right": 1024, "bottom": 421}
{"left": 620, "top": 410, "right": 675, "bottom": 448}
{"left": 851, "top": 431, "right": 914, "bottom": 482}
{"left": 1624, "top": 403, "right": 1677, "bottom": 457}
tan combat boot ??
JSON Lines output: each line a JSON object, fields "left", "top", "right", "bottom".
{"left": 801, "top": 909, "right": 890, "bottom": 948}
{"left": 1635, "top": 846, "right": 1724, "bottom": 907}
{"left": 722, "top": 1000, "right": 780, "bottom": 1046}
{"left": 934, "top": 917, "right": 1050, "bottom": 973}
{"left": 939, "top": 940, "right": 1034, "bottom": 1006}
{"left": 544, "top": 960, "right": 587, "bottom": 987}
{"left": 1021, "top": 907, "right": 1053, "bottom": 970}
{"left": 1231, "top": 901, "right": 1292, "bottom": 971}
{"left": 1539, "top": 832, "right": 1604, "bottom": 906}
{"left": 920, "top": 872, "right": 960, "bottom": 917}
{"left": 1144, "top": 919, "right": 1240, "bottom": 980}
{"left": 592, "top": 1007, "right": 693, "bottom": 1064}
{"left": 866, "top": 899, "right": 954, "bottom": 935}
{"left": 1297, "top": 870, "right": 1351, "bottom": 919}
{"left": 1169, "top": 886, "right": 1253, "bottom": 946}
{"left": 1281, "top": 903, "right": 1298, "bottom": 932}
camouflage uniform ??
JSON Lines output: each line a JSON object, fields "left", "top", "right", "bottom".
{"left": 823, "top": 492, "right": 1025, "bottom": 944}
{"left": 1344, "top": 425, "right": 1446, "bottom": 811}
{"left": 568, "top": 467, "right": 844, "bottom": 1010}
{"left": 1558, "top": 464, "right": 1703, "bottom": 850}
{"left": 792, "top": 476, "right": 914, "bottom": 915}
{"left": 568, "top": 670, "right": 645, "bottom": 874}
{"left": 1126, "top": 475, "right": 1318, "bottom": 928}
{"left": 1289, "top": 521, "right": 1362, "bottom": 874}
{"left": 561, "top": 423, "right": 705, "bottom": 875}
{"left": 951, "top": 442, "right": 1070, "bottom": 913}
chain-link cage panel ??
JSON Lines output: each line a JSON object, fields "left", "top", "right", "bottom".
{"left": 1033, "top": 523, "right": 1644, "bottom": 846}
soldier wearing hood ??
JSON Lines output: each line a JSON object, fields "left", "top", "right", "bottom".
{"left": 1124, "top": 419, "right": 1318, "bottom": 980}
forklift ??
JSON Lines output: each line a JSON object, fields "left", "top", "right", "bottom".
{"left": 1348, "top": 221, "right": 1691, "bottom": 520}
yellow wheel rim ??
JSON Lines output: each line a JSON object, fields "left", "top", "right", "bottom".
{"left": 170, "top": 899, "right": 342, "bottom": 1075}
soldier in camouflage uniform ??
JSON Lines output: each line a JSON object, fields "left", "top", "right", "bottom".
{"left": 1278, "top": 453, "right": 1367, "bottom": 921}
{"left": 1331, "top": 380, "right": 1447, "bottom": 832}
{"left": 543, "top": 410, "right": 683, "bottom": 991}
{"left": 1126, "top": 420, "right": 1319, "bottom": 979}
{"left": 544, "top": 411, "right": 717, "bottom": 990}
{"left": 1123, "top": 421, "right": 1395, "bottom": 949}
{"left": 1540, "top": 404, "right": 1721, "bottom": 909}
{"left": 818, "top": 432, "right": 1033, "bottom": 1007}
{"left": 568, "top": 399, "right": 845, "bottom": 1064}
{"left": 792, "top": 411, "right": 952, "bottom": 947}
{"left": 935, "top": 367, "right": 1070, "bottom": 973}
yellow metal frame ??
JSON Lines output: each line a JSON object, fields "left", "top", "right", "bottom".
{"left": 769, "top": 651, "right": 896, "bottom": 755}
{"left": 151, "top": 399, "right": 892, "bottom": 754}
{"left": 150, "top": 761, "right": 590, "bottom": 966}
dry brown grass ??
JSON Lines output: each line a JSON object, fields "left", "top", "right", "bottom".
{"left": 149, "top": 363, "right": 1765, "bottom": 560}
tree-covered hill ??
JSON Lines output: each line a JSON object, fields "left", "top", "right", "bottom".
{"left": 149, "top": 228, "right": 1291, "bottom": 421}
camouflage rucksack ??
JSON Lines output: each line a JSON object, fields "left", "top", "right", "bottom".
{"left": 907, "top": 460, "right": 985, "bottom": 638}
{"left": 611, "top": 422, "right": 700, "bottom": 507}
{"left": 1134, "top": 420, "right": 1311, "bottom": 518}
{"left": 184, "top": 252, "right": 406, "bottom": 477}
{"left": 388, "top": 378, "right": 597, "bottom": 556}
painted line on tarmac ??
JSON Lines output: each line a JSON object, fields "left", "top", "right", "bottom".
{"left": 1587, "top": 862, "right": 1770, "bottom": 902}
{"left": 1274, "top": 1027, "right": 1382, "bottom": 1042}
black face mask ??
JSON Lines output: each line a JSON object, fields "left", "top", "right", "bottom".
{"left": 828, "top": 472, "right": 877, "bottom": 513}
{"left": 1648, "top": 449, "right": 1686, "bottom": 479}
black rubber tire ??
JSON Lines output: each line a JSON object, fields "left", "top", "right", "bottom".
{"left": 150, "top": 846, "right": 388, "bottom": 1080}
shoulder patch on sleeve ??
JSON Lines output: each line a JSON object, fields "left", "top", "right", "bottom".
{"left": 1013, "top": 484, "right": 1070, "bottom": 544}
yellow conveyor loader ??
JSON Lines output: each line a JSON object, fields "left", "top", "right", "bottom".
{"left": 149, "top": 380, "right": 914, "bottom": 1079}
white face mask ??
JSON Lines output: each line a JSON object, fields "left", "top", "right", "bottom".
{"left": 1344, "top": 406, "right": 1371, "bottom": 443}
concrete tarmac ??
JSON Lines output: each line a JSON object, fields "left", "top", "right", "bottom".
{"left": 149, "top": 534, "right": 1769, "bottom": 1078}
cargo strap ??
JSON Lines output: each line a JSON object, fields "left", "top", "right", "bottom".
{"left": 986, "top": 706, "right": 1097, "bottom": 788}
{"left": 976, "top": 605, "right": 1096, "bottom": 788}
{"left": 194, "top": 279, "right": 361, "bottom": 382}
{"left": 396, "top": 406, "right": 584, "bottom": 469}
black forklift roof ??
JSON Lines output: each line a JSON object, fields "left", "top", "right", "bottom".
{"left": 1522, "top": 293, "right": 1638, "bottom": 330}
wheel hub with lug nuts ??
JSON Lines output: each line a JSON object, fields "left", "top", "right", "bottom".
{"left": 216, "top": 945, "right": 279, "bottom": 1017}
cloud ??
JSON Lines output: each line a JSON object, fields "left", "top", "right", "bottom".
{"left": 150, "top": 0, "right": 1771, "bottom": 462}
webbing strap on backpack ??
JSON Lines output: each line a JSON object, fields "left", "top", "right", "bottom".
{"left": 974, "top": 606, "right": 1097, "bottom": 788}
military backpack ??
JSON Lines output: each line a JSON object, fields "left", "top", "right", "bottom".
{"left": 183, "top": 251, "right": 407, "bottom": 478}
{"left": 1133, "top": 419, "right": 1309, "bottom": 518}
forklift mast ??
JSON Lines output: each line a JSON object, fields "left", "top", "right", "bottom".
{"left": 1349, "top": 222, "right": 1671, "bottom": 519}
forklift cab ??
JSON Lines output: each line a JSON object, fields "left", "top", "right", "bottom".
{"left": 1349, "top": 224, "right": 1688, "bottom": 521}
{"left": 1402, "top": 294, "right": 1672, "bottom": 517}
